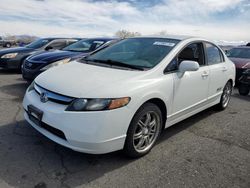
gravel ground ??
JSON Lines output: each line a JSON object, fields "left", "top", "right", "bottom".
{"left": 0, "top": 69, "right": 249, "bottom": 188}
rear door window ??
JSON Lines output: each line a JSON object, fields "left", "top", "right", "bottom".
{"left": 205, "top": 43, "right": 224, "bottom": 65}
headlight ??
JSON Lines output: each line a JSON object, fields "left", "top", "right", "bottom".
{"left": 40, "top": 58, "right": 71, "bottom": 71}
{"left": 66, "top": 97, "right": 130, "bottom": 111}
{"left": 1, "top": 53, "right": 18, "bottom": 59}
{"left": 27, "top": 81, "right": 35, "bottom": 92}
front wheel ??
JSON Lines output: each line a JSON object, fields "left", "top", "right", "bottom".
{"left": 216, "top": 81, "right": 232, "bottom": 110}
{"left": 238, "top": 84, "right": 249, "bottom": 96}
{"left": 123, "top": 103, "right": 162, "bottom": 158}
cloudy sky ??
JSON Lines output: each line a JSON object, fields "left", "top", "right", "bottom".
{"left": 0, "top": 0, "right": 250, "bottom": 43}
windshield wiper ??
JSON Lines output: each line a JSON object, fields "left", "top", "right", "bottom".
{"left": 84, "top": 59, "right": 145, "bottom": 70}
{"left": 66, "top": 49, "right": 79, "bottom": 52}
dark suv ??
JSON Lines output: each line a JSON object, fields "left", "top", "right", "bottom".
{"left": 0, "top": 36, "right": 16, "bottom": 48}
{"left": 0, "top": 38, "right": 79, "bottom": 71}
{"left": 227, "top": 47, "right": 250, "bottom": 85}
{"left": 238, "top": 69, "right": 250, "bottom": 95}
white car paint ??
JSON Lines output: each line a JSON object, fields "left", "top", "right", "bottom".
{"left": 23, "top": 36, "right": 235, "bottom": 154}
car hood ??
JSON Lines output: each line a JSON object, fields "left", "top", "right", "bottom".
{"left": 0, "top": 47, "right": 34, "bottom": 55}
{"left": 35, "top": 61, "right": 150, "bottom": 98}
{"left": 229, "top": 57, "right": 250, "bottom": 69}
{"left": 28, "top": 50, "right": 82, "bottom": 63}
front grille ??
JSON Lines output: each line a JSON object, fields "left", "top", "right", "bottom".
{"left": 24, "top": 60, "right": 43, "bottom": 70}
{"left": 34, "top": 84, "right": 74, "bottom": 105}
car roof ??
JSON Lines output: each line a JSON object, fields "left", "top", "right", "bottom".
{"left": 133, "top": 35, "right": 195, "bottom": 41}
{"left": 89, "top": 37, "right": 118, "bottom": 40}
{"left": 39, "top": 37, "right": 83, "bottom": 41}
{"left": 78, "top": 37, "right": 118, "bottom": 42}
{"left": 230, "top": 46, "right": 250, "bottom": 49}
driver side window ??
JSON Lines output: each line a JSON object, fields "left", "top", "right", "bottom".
{"left": 165, "top": 42, "right": 205, "bottom": 73}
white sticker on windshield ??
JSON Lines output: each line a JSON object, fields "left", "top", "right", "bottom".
{"left": 153, "top": 42, "right": 176, "bottom": 47}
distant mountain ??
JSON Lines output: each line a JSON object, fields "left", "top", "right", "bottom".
{"left": 14, "top": 35, "right": 39, "bottom": 40}
{"left": 1, "top": 34, "right": 39, "bottom": 45}
{"left": 215, "top": 40, "right": 248, "bottom": 46}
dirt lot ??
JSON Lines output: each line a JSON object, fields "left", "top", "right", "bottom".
{"left": 0, "top": 70, "right": 249, "bottom": 188}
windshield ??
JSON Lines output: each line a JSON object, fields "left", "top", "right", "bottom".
{"left": 227, "top": 48, "right": 250, "bottom": 59}
{"left": 26, "top": 39, "right": 52, "bottom": 49}
{"left": 63, "top": 39, "right": 107, "bottom": 52}
{"left": 85, "top": 38, "right": 180, "bottom": 69}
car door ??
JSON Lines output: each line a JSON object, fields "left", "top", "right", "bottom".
{"left": 204, "top": 42, "right": 228, "bottom": 100}
{"left": 170, "top": 42, "right": 209, "bottom": 118}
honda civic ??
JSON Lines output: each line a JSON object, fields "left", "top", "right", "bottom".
{"left": 23, "top": 36, "right": 235, "bottom": 157}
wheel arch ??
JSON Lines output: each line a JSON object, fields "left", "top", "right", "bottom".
{"left": 18, "top": 55, "right": 30, "bottom": 70}
{"left": 228, "top": 79, "right": 233, "bottom": 86}
{"left": 124, "top": 97, "right": 168, "bottom": 157}
{"left": 138, "top": 98, "right": 167, "bottom": 131}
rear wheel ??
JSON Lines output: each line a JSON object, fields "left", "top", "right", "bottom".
{"left": 238, "top": 84, "right": 249, "bottom": 96}
{"left": 216, "top": 81, "right": 232, "bottom": 110}
{"left": 123, "top": 103, "right": 162, "bottom": 158}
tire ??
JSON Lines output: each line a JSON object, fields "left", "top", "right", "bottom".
{"left": 238, "top": 84, "right": 249, "bottom": 96}
{"left": 18, "top": 58, "right": 26, "bottom": 73}
{"left": 5, "top": 43, "right": 11, "bottom": 48}
{"left": 123, "top": 103, "right": 163, "bottom": 158}
{"left": 216, "top": 81, "right": 232, "bottom": 110}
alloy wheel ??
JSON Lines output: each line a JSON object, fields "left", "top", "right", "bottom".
{"left": 133, "top": 111, "right": 160, "bottom": 152}
{"left": 222, "top": 82, "right": 232, "bottom": 108}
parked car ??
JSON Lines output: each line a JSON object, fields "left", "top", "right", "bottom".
{"left": 23, "top": 36, "right": 235, "bottom": 158}
{"left": 0, "top": 38, "right": 79, "bottom": 71}
{"left": 226, "top": 47, "right": 250, "bottom": 85}
{"left": 0, "top": 36, "right": 16, "bottom": 48}
{"left": 219, "top": 45, "right": 234, "bottom": 53}
{"left": 22, "top": 38, "right": 118, "bottom": 81}
{"left": 238, "top": 69, "right": 250, "bottom": 95}
{"left": 246, "top": 43, "right": 250, "bottom": 46}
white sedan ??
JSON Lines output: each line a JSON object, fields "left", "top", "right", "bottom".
{"left": 23, "top": 36, "right": 235, "bottom": 157}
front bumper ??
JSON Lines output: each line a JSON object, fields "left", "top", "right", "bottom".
{"left": 22, "top": 66, "right": 42, "bottom": 81}
{"left": 236, "top": 68, "right": 247, "bottom": 85}
{"left": 0, "top": 58, "right": 21, "bottom": 69}
{"left": 23, "top": 90, "right": 133, "bottom": 154}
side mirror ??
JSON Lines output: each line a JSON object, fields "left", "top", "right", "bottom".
{"left": 179, "top": 60, "right": 199, "bottom": 73}
{"left": 45, "top": 46, "right": 53, "bottom": 51}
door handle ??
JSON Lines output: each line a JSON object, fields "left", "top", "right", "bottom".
{"left": 222, "top": 67, "right": 228, "bottom": 72}
{"left": 201, "top": 71, "right": 209, "bottom": 77}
